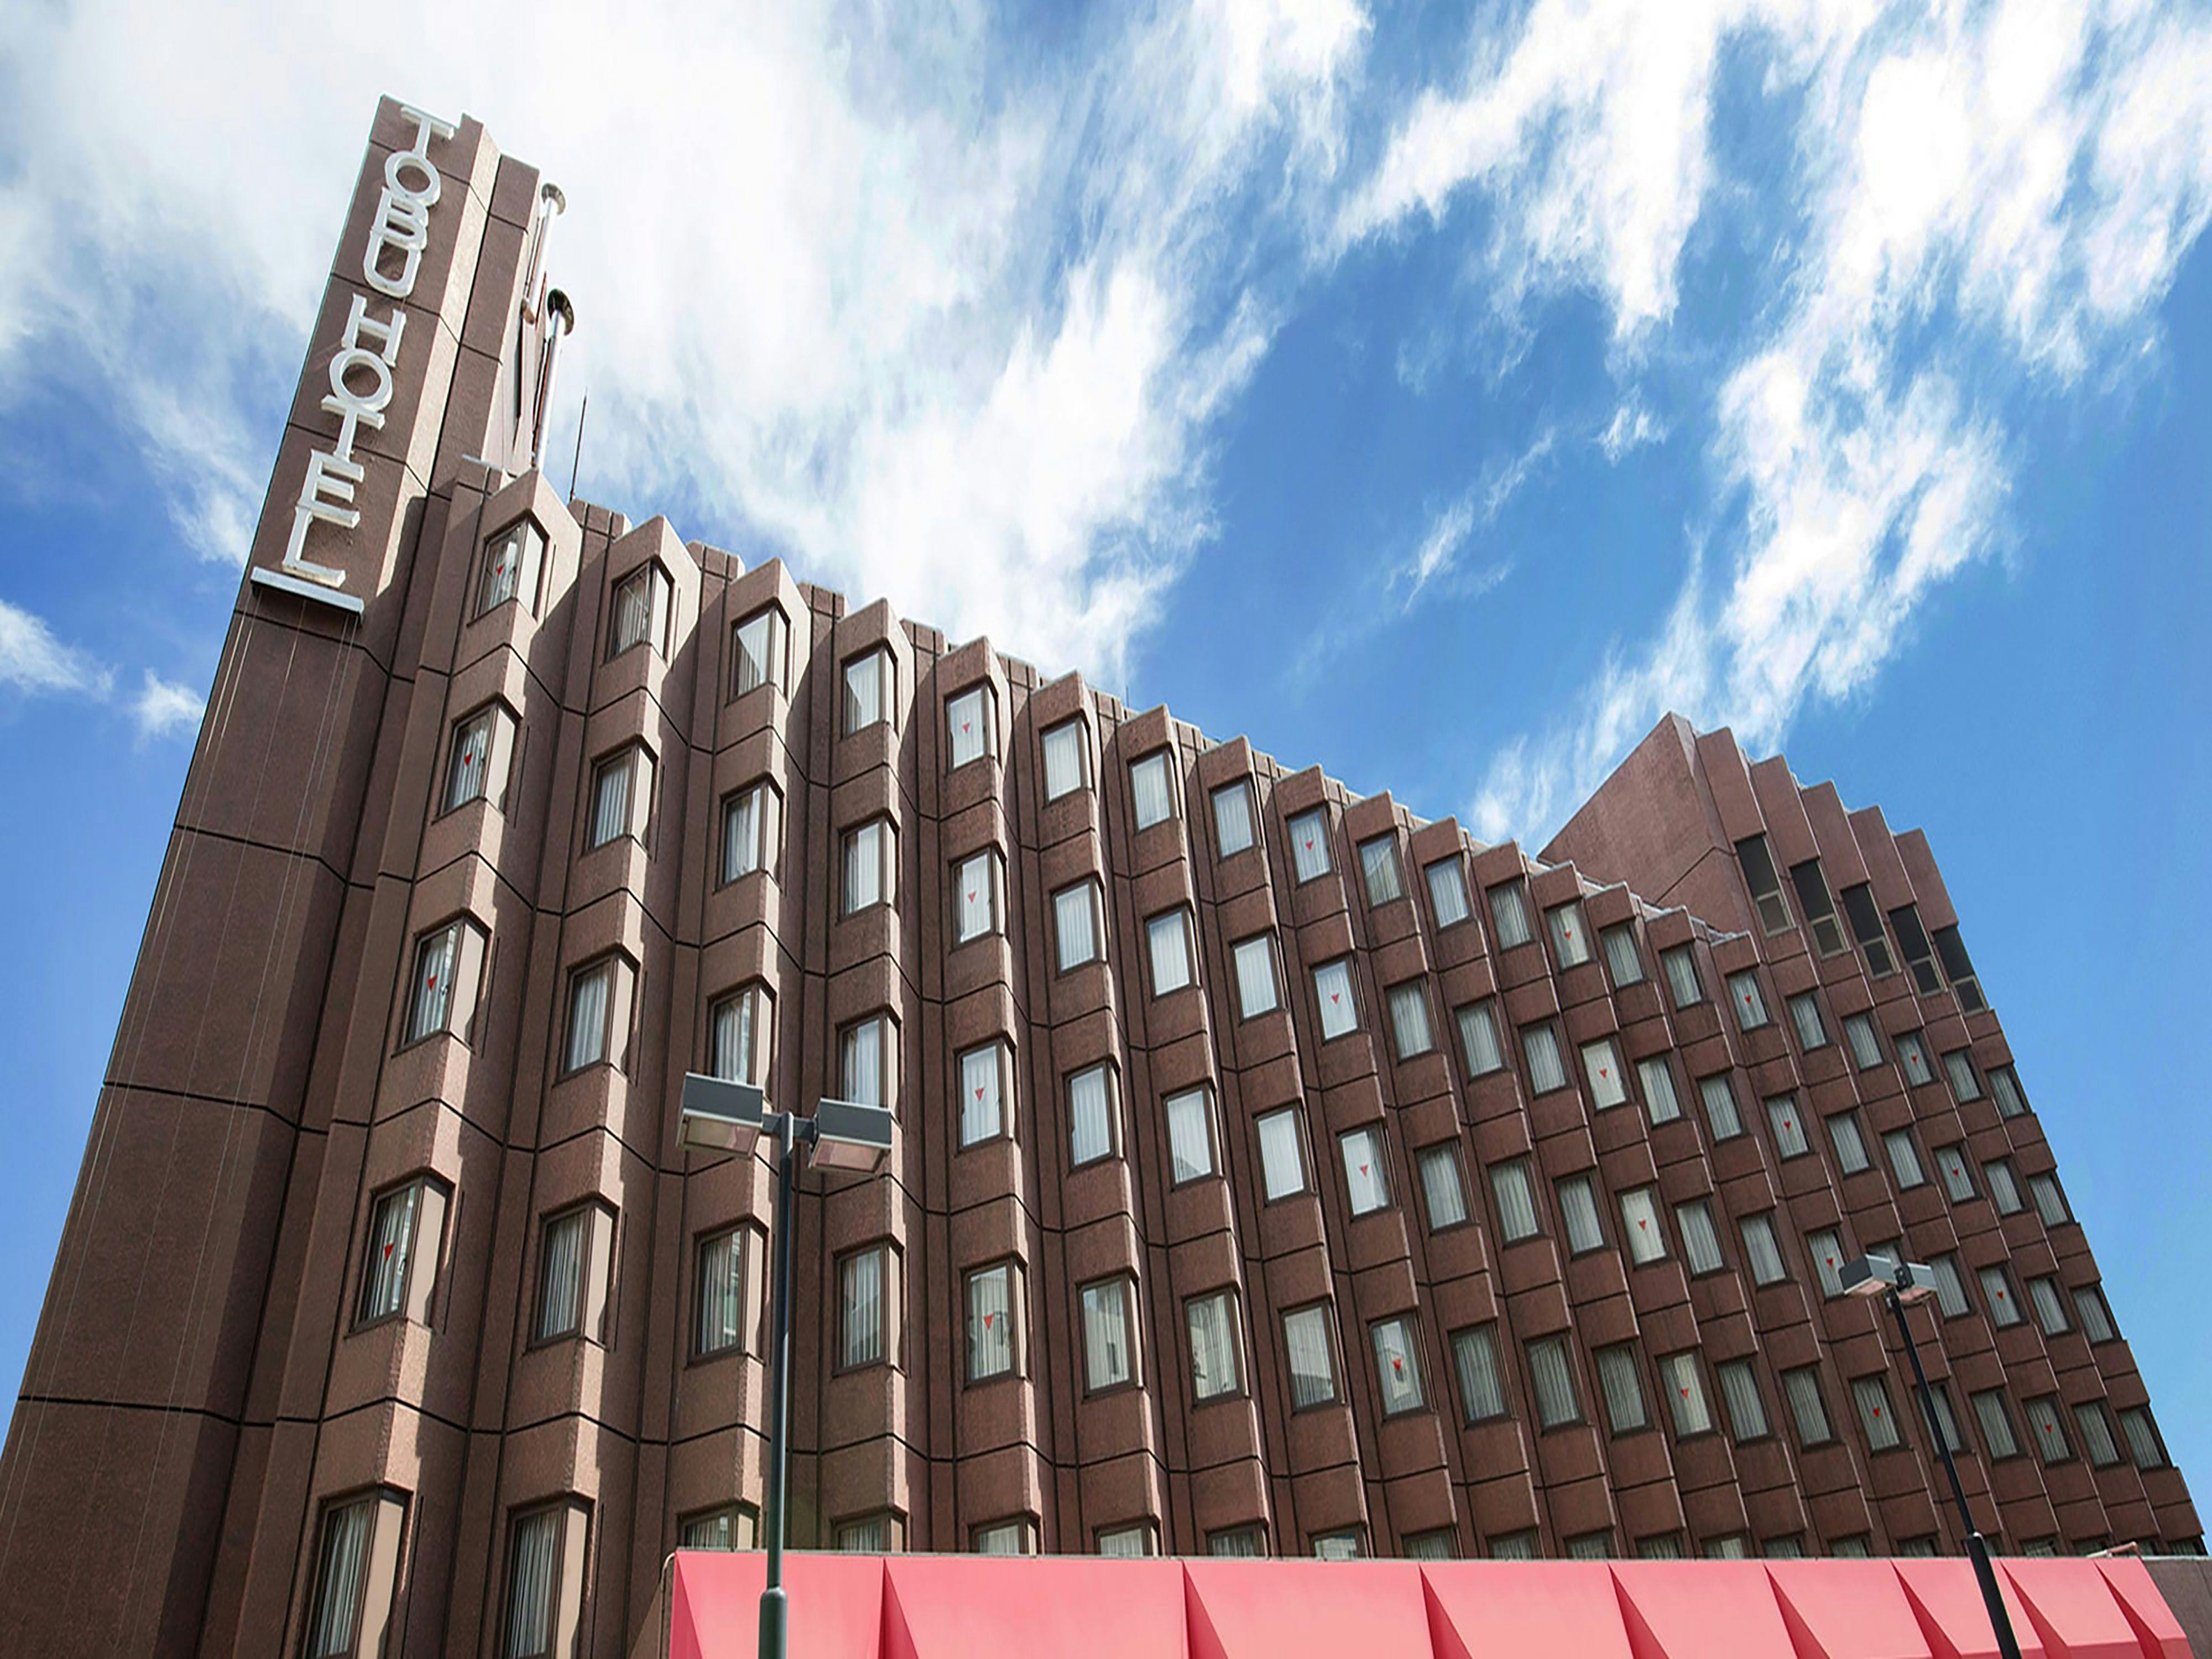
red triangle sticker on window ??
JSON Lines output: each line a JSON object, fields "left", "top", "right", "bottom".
{"left": 983, "top": 1312, "right": 994, "bottom": 1328}
{"left": 1392, "top": 1358, "right": 1404, "bottom": 1376}
{"left": 1331, "top": 993, "right": 1340, "bottom": 1004}
{"left": 975, "top": 1086, "right": 985, "bottom": 1100}
{"left": 1681, "top": 1385, "right": 1691, "bottom": 1397}
{"left": 383, "top": 1242, "right": 395, "bottom": 1259}
{"left": 1305, "top": 838, "right": 1314, "bottom": 850}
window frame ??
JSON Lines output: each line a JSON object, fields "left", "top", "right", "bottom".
{"left": 531, "top": 1199, "right": 617, "bottom": 1347}
{"left": 1079, "top": 1275, "right": 1140, "bottom": 1395}
{"left": 1051, "top": 879, "right": 1104, "bottom": 973}
{"left": 729, "top": 603, "right": 788, "bottom": 700}
{"left": 956, "top": 1039, "right": 1013, "bottom": 1150}
{"left": 1129, "top": 748, "right": 1176, "bottom": 830}
{"left": 1066, "top": 1062, "right": 1120, "bottom": 1170}
{"left": 606, "top": 559, "right": 674, "bottom": 661}
{"left": 840, "top": 645, "right": 895, "bottom": 737}
{"left": 1211, "top": 778, "right": 1258, "bottom": 859}
{"left": 718, "top": 778, "right": 782, "bottom": 886}
{"left": 963, "top": 1258, "right": 1024, "bottom": 1385}
{"left": 559, "top": 951, "right": 635, "bottom": 1077}
{"left": 400, "top": 916, "right": 488, "bottom": 1050}
{"left": 500, "top": 1498, "right": 591, "bottom": 1659}
{"left": 951, "top": 846, "right": 1005, "bottom": 946}
{"left": 945, "top": 681, "right": 997, "bottom": 770}
{"left": 354, "top": 1174, "right": 451, "bottom": 1333}
{"left": 1186, "top": 1287, "right": 1246, "bottom": 1405}
{"left": 1040, "top": 717, "right": 1088, "bottom": 801}
{"left": 838, "top": 815, "right": 897, "bottom": 916}
{"left": 834, "top": 1240, "right": 901, "bottom": 1373}
{"left": 476, "top": 514, "right": 547, "bottom": 620}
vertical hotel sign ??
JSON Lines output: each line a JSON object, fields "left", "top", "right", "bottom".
{"left": 258, "top": 103, "right": 456, "bottom": 615}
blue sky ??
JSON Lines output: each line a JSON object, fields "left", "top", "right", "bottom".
{"left": 3, "top": 0, "right": 2210, "bottom": 1505}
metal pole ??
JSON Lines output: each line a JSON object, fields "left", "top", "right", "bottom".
{"left": 1887, "top": 1287, "right": 2023, "bottom": 1659}
{"left": 758, "top": 1113, "right": 800, "bottom": 1659}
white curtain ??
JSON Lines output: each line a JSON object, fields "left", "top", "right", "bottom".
{"left": 588, "top": 754, "right": 630, "bottom": 848}
{"left": 1559, "top": 1177, "right": 1602, "bottom": 1252}
{"left": 1601, "top": 925, "right": 1642, "bottom": 985}
{"left": 1427, "top": 860, "right": 1468, "bottom": 926}
{"left": 842, "top": 1019, "right": 882, "bottom": 1105}
{"left": 1418, "top": 1149, "right": 1466, "bottom": 1228}
{"left": 956, "top": 853, "right": 994, "bottom": 942}
{"left": 1845, "top": 1015, "right": 1882, "bottom": 1068}
{"left": 1340, "top": 1130, "right": 1387, "bottom": 1214}
{"left": 1931, "top": 1255, "right": 1969, "bottom": 1317}
{"left": 565, "top": 964, "right": 609, "bottom": 1071}
{"left": 1131, "top": 753, "right": 1172, "bottom": 827}
{"left": 1454, "top": 1327, "right": 1503, "bottom": 1420}
{"left": 1790, "top": 993, "right": 1827, "bottom": 1050}
{"left": 843, "top": 651, "right": 883, "bottom": 732}
{"left": 1488, "top": 883, "right": 1531, "bottom": 947}
{"left": 1884, "top": 1131, "right": 1925, "bottom": 1188}
{"left": 1741, "top": 1215, "right": 1785, "bottom": 1284}
{"left": 836, "top": 1516, "right": 889, "bottom": 1553}
{"left": 1596, "top": 1346, "right": 1645, "bottom": 1432}
{"left": 504, "top": 1509, "right": 559, "bottom": 1659}
{"left": 723, "top": 787, "right": 760, "bottom": 881}
{"left": 1945, "top": 1051, "right": 1981, "bottom": 1099}
{"left": 1068, "top": 1067, "right": 1113, "bottom": 1166}
{"left": 407, "top": 926, "right": 457, "bottom": 1044}
{"left": 841, "top": 1250, "right": 883, "bottom": 1366}
{"left": 1810, "top": 1231, "right": 1845, "bottom": 1296}
{"left": 967, "top": 1267, "right": 1012, "bottom": 1379}
{"left": 1187, "top": 1293, "right": 1237, "bottom": 1399}
{"left": 1374, "top": 1319, "right": 1422, "bottom": 1413}
{"left": 1854, "top": 1377, "right": 1901, "bottom": 1449}
{"left": 1147, "top": 911, "right": 1191, "bottom": 993}
{"left": 611, "top": 567, "right": 656, "bottom": 655}
{"left": 1054, "top": 885, "right": 1095, "bottom": 969}
{"left": 1284, "top": 1306, "right": 1334, "bottom": 1407}
{"left": 1289, "top": 811, "right": 1331, "bottom": 881}
{"left": 1212, "top": 782, "right": 1254, "bottom": 856}
{"left": 1676, "top": 1201, "right": 1721, "bottom": 1273}
{"left": 1580, "top": 1039, "right": 1625, "bottom": 1106}
{"left": 843, "top": 821, "right": 881, "bottom": 913}
{"left": 361, "top": 1185, "right": 417, "bottom": 1322}
{"left": 711, "top": 992, "right": 754, "bottom": 1084}
{"left": 733, "top": 609, "right": 776, "bottom": 696}
{"left": 1522, "top": 1024, "right": 1564, "bottom": 1093}
{"left": 1042, "top": 721, "right": 1084, "bottom": 800}
{"left": 1234, "top": 937, "right": 1277, "bottom": 1017}
{"left": 1619, "top": 1188, "right": 1662, "bottom": 1263}
{"left": 1766, "top": 1097, "right": 1808, "bottom": 1156}
{"left": 1637, "top": 1057, "right": 1680, "bottom": 1123}
{"left": 1082, "top": 1281, "right": 1130, "bottom": 1390}
{"left": 447, "top": 711, "right": 493, "bottom": 810}
{"left": 1718, "top": 1361, "right": 1766, "bottom": 1440}
{"left": 536, "top": 1211, "right": 585, "bottom": 1340}
{"left": 1528, "top": 1337, "right": 1576, "bottom": 1428}
{"left": 1699, "top": 1074, "right": 1743, "bottom": 1138}
{"left": 696, "top": 1232, "right": 740, "bottom": 1355}
{"left": 1167, "top": 1090, "right": 1212, "bottom": 1182}
{"left": 947, "top": 687, "right": 989, "bottom": 768}
{"left": 1783, "top": 1368, "right": 1830, "bottom": 1443}
{"left": 1491, "top": 1162, "right": 1538, "bottom": 1241}
{"left": 960, "top": 1045, "right": 1001, "bottom": 1146}
{"left": 1662, "top": 946, "right": 1702, "bottom": 1007}
{"left": 1257, "top": 1110, "right": 1303, "bottom": 1201}
{"left": 1389, "top": 985, "right": 1431, "bottom": 1058}
{"left": 1547, "top": 901, "right": 1589, "bottom": 966}
{"left": 1360, "top": 837, "right": 1401, "bottom": 904}
{"left": 2028, "top": 1276, "right": 2068, "bottom": 1334}
{"left": 1829, "top": 1112, "right": 1869, "bottom": 1172}
{"left": 479, "top": 524, "right": 526, "bottom": 613}
{"left": 306, "top": 1497, "right": 372, "bottom": 1657}
{"left": 1728, "top": 971, "right": 1767, "bottom": 1027}
{"left": 1457, "top": 1003, "right": 1503, "bottom": 1074}
{"left": 1313, "top": 961, "right": 1356, "bottom": 1039}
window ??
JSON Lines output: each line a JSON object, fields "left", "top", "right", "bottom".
{"left": 837, "top": 1244, "right": 896, "bottom": 1369}
{"left": 1209, "top": 1526, "right": 1266, "bottom": 1558}
{"left": 1943, "top": 1049, "right": 1982, "bottom": 1101}
{"left": 1637, "top": 1056, "right": 1682, "bottom": 1124}
{"left": 1677, "top": 1199, "right": 1724, "bottom": 1275}
{"left": 1595, "top": 1343, "right": 1647, "bottom": 1434}
{"left": 1637, "top": 1535, "right": 1685, "bottom": 1561}
{"left": 2069, "top": 1402, "right": 2121, "bottom": 1467}
{"left": 1288, "top": 808, "right": 1332, "bottom": 881}
{"left": 1661, "top": 945, "right": 1703, "bottom": 1007}
{"left": 1736, "top": 835, "right": 1791, "bottom": 933}
{"left": 1129, "top": 750, "right": 1175, "bottom": 829}
{"left": 1417, "top": 1144, "right": 1468, "bottom": 1230}
{"left": 730, "top": 605, "right": 786, "bottom": 697}
{"left": 1882, "top": 1130, "right": 1926, "bottom": 1190}
{"left": 402, "top": 918, "right": 487, "bottom": 1046}
{"left": 1041, "top": 719, "right": 1087, "bottom": 800}
{"left": 1827, "top": 1112, "right": 1871, "bottom": 1175}
{"left": 1782, "top": 1366, "right": 1834, "bottom": 1446}
{"left": 1256, "top": 1108, "right": 1306, "bottom": 1201}
{"left": 1313, "top": 958, "right": 1358, "bottom": 1039}
{"left": 1373, "top": 1318, "right": 1425, "bottom": 1414}
{"left": 478, "top": 517, "right": 546, "bottom": 618}
{"left": 2075, "top": 1284, "right": 2117, "bottom": 1343}
{"left": 1895, "top": 1030, "right": 1933, "bottom": 1086}
{"left": 502, "top": 1501, "right": 588, "bottom": 1659}
{"left": 946, "top": 684, "right": 994, "bottom": 769}
{"left": 1340, "top": 1126, "right": 1390, "bottom": 1215}
{"left": 443, "top": 703, "right": 512, "bottom": 813}
{"left": 1359, "top": 834, "right": 1404, "bottom": 905}
{"left": 842, "top": 647, "right": 892, "bottom": 734}
{"left": 1526, "top": 1335, "right": 1580, "bottom": 1428}
{"left": 1212, "top": 780, "right": 1255, "bottom": 857}
{"left": 958, "top": 1042, "right": 1008, "bottom": 1147}
{"left": 1406, "top": 1530, "right": 1457, "bottom": 1561}
{"left": 1067, "top": 1065, "right": 1117, "bottom": 1167}
{"left": 608, "top": 560, "right": 672, "bottom": 658}
{"left": 1840, "top": 884, "right": 1896, "bottom": 974}
{"left": 1764, "top": 1537, "right": 1806, "bottom": 1560}
{"left": 1660, "top": 1352, "right": 1713, "bottom": 1437}
{"left": 1051, "top": 881, "right": 1102, "bottom": 971}
{"left": 1313, "top": 1532, "right": 1364, "bottom": 1562}
{"left": 1698, "top": 1073, "right": 1745, "bottom": 1139}
{"left": 1740, "top": 1213, "right": 1786, "bottom": 1285}
{"left": 839, "top": 1014, "right": 892, "bottom": 1107}
{"left": 1853, "top": 1376, "right": 1903, "bottom": 1451}
{"left": 1790, "top": 860, "right": 1848, "bottom": 955}
{"left": 1546, "top": 900, "right": 1591, "bottom": 967}
{"left": 1620, "top": 1187, "right": 1665, "bottom": 1264}
{"left": 1427, "top": 858, "right": 1470, "bottom": 926}
{"left": 952, "top": 848, "right": 1003, "bottom": 945}
{"left": 1933, "top": 1145, "right": 1974, "bottom": 1202}
{"left": 1521, "top": 1022, "right": 1567, "bottom": 1092}
{"left": 2026, "top": 1396, "right": 2072, "bottom": 1464}
{"left": 1985, "top": 1159, "right": 2023, "bottom": 1214}
{"left": 1717, "top": 1360, "right": 1768, "bottom": 1442}
{"left": 1842, "top": 1013, "right": 1882, "bottom": 1070}
{"left": 1456, "top": 1001, "right": 1505, "bottom": 1076}
{"left": 1971, "top": 1391, "right": 2021, "bottom": 1459}
{"left": 1727, "top": 969, "right": 1769, "bottom": 1029}
{"left": 1929, "top": 1254, "right": 1970, "bottom": 1318}
{"left": 1488, "top": 881, "right": 1533, "bottom": 948}
{"left": 1934, "top": 925, "right": 1986, "bottom": 1011}
{"left": 1452, "top": 1325, "right": 1507, "bottom": 1422}
{"left": 1599, "top": 923, "right": 1644, "bottom": 987}
{"left": 1232, "top": 936, "right": 1279, "bottom": 1018}
{"left": 1081, "top": 1278, "right": 1136, "bottom": 1391}
{"left": 357, "top": 1177, "right": 450, "bottom": 1328}
{"left": 1098, "top": 1524, "right": 1157, "bottom": 1558}
{"left": 534, "top": 1202, "right": 614, "bottom": 1344}
{"left": 1980, "top": 1266, "right": 2022, "bottom": 1327}
{"left": 1557, "top": 1175, "right": 1605, "bottom": 1255}
{"left": 1787, "top": 993, "right": 1828, "bottom": 1051}
{"left": 1491, "top": 1159, "right": 1540, "bottom": 1242}
{"left": 1808, "top": 1229, "right": 1847, "bottom": 1297}
{"left": 1706, "top": 1535, "right": 1752, "bottom": 1561}
{"left": 1489, "top": 1531, "right": 1540, "bottom": 1561}
{"left": 1580, "top": 1037, "right": 1627, "bottom": 1108}
{"left": 840, "top": 818, "right": 894, "bottom": 914}
{"left": 1145, "top": 909, "right": 1194, "bottom": 996}
{"left": 693, "top": 1228, "right": 749, "bottom": 1359}
{"left": 833, "top": 1515, "right": 894, "bottom": 1553}
{"left": 966, "top": 1262, "right": 1020, "bottom": 1383}
{"left": 585, "top": 744, "right": 653, "bottom": 851}
{"left": 1282, "top": 1304, "right": 1338, "bottom": 1408}
{"left": 973, "top": 1519, "right": 1033, "bottom": 1556}
{"left": 1187, "top": 1290, "right": 1242, "bottom": 1401}
{"left": 1990, "top": 1065, "right": 2028, "bottom": 1118}
{"left": 720, "top": 781, "right": 779, "bottom": 884}
{"left": 708, "top": 984, "right": 769, "bottom": 1085}
{"left": 2027, "top": 1276, "right": 2070, "bottom": 1335}
{"left": 1927, "top": 1383, "right": 1964, "bottom": 1453}
{"left": 2028, "top": 1173, "right": 2070, "bottom": 1226}
{"left": 562, "top": 954, "right": 633, "bottom": 1073}
{"left": 2120, "top": 1407, "right": 2169, "bottom": 1470}
{"left": 679, "top": 1506, "right": 757, "bottom": 1551}
{"left": 1892, "top": 902, "right": 1942, "bottom": 994}
{"left": 1766, "top": 1095, "right": 1809, "bottom": 1158}
{"left": 1387, "top": 983, "right": 1433, "bottom": 1058}
{"left": 1166, "top": 1087, "right": 1215, "bottom": 1183}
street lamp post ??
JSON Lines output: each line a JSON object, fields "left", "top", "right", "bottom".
{"left": 679, "top": 1073, "right": 894, "bottom": 1659}
{"left": 1843, "top": 1254, "right": 2024, "bottom": 1659}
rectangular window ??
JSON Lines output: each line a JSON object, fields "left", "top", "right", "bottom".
{"left": 1638, "top": 1536, "right": 1686, "bottom": 1561}
{"left": 1256, "top": 1108, "right": 1306, "bottom": 1202}
{"left": 1790, "top": 860, "right": 1848, "bottom": 955}
{"left": 586, "top": 745, "right": 651, "bottom": 850}
{"left": 1883, "top": 1130, "right": 1927, "bottom": 1189}
{"left": 1933, "top": 1145, "right": 1974, "bottom": 1202}
{"left": 1457, "top": 1001, "right": 1505, "bottom": 1076}
{"left": 1547, "top": 900, "right": 1592, "bottom": 967}
{"left": 966, "top": 1262, "right": 1018, "bottom": 1383}
{"left": 1041, "top": 719, "right": 1086, "bottom": 800}
{"left": 1600, "top": 923, "right": 1644, "bottom": 986}
{"left": 1660, "top": 1352, "right": 1713, "bottom": 1436}
{"left": 403, "top": 919, "right": 486, "bottom": 1047}
{"left": 1827, "top": 1112, "right": 1871, "bottom": 1174}
{"left": 1580, "top": 1037, "right": 1627, "bottom": 1108}
{"left": 1740, "top": 1213, "right": 1787, "bottom": 1285}
{"left": 1698, "top": 1073, "right": 1745, "bottom": 1139}
{"left": 1985, "top": 1158, "right": 2023, "bottom": 1214}
{"left": 1736, "top": 834, "right": 1791, "bottom": 933}
{"left": 1067, "top": 1065, "right": 1117, "bottom": 1167}
{"left": 1557, "top": 1175, "right": 1604, "bottom": 1254}
{"left": 1166, "top": 1088, "right": 1215, "bottom": 1183}
{"left": 946, "top": 684, "right": 994, "bottom": 769}
{"left": 1971, "top": 1390, "right": 2019, "bottom": 1458}
{"left": 1892, "top": 902, "right": 1942, "bottom": 994}
{"left": 478, "top": 517, "right": 546, "bottom": 618}
{"left": 1426, "top": 858, "right": 1470, "bottom": 926}
{"left": 1340, "top": 1126, "right": 1390, "bottom": 1215}
{"left": 562, "top": 955, "right": 629, "bottom": 1073}
{"left": 731, "top": 606, "right": 785, "bottom": 697}
{"left": 1373, "top": 1317, "right": 1425, "bottom": 1414}
{"left": 1130, "top": 751, "right": 1175, "bottom": 828}
{"left": 1052, "top": 881, "right": 1101, "bottom": 971}
{"left": 1521, "top": 1021, "right": 1567, "bottom": 1092}
{"left": 840, "top": 818, "right": 893, "bottom": 915}
{"left": 1146, "top": 909, "right": 1193, "bottom": 997}
{"left": 1717, "top": 1359, "right": 1768, "bottom": 1442}
{"left": 708, "top": 985, "right": 768, "bottom": 1085}
{"left": 1187, "top": 1290, "right": 1241, "bottom": 1401}
{"left": 1943, "top": 1050, "right": 1982, "bottom": 1101}
{"left": 1490, "top": 1532, "right": 1540, "bottom": 1561}
{"left": 2026, "top": 1397, "right": 2072, "bottom": 1464}
{"left": 838, "top": 1245, "right": 893, "bottom": 1369}
{"left": 1232, "top": 936, "right": 1279, "bottom": 1018}
{"left": 1661, "top": 945, "right": 1703, "bottom": 1007}
{"left": 1526, "top": 1335, "right": 1580, "bottom": 1429}
{"left": 1387, "top": 983, "right": 1433, "bottom": 1059}
{"left": 973, "top": 1519, "right": 1033, "bottom": 1556}
{"left": 1808, "top": 1229, "right": 1847, "bottom": 1297}
{"left": 1208, "top": 1527, "right": 1266, "bottom": 1558}
{"left": 721, "top": 782, "right": 778, "bottom": 884}
{"left": 1782, "top": 1366, "right": 1833, "bottom": 1446}
{"left": 1676, "top": 1199, "right": 1723, "bottom": 1275}
{"left": 2029, "top": 1173, "right": 2070, "bottom": 1226}
{"left": 1287, "top": 808, "right": 1331, "bottom": 881}
{"left": 1488, "top": 880, "right": 1532, "bottom": 948}
{"left": 2027, "top": 1276, "right": 2070, "bottom": 1335}
{"left": 1766, "top": 1095, "right": 1809, "bottom": 1158}
{"left": 1452, "top": 1325, "right": 1507, "bottom": 1422}
{"left": 839, "top": 1015, "right": 891, "bottom": 1106}
{"left": 953, "top": 849, "right": 1001, "bottom": 945}
{"left": 1406, "top": 1530, "right": 1457, "bottom": 1561}
{"left": 1841, "top": 884, "right": 1896, "bottom": 975}
{"left": 1313, "top": 959, "right": 1358, "bottom": 1039}
{"left": 357, "top": 1177, "right": 449, "bottom": 1328}
{"left": 1842, "top": 1013, "right": 1883, "bottom": 1070}
{"left": 1491, "top": 1159, "right": 1540, "bottom": 1243}
{"left": 1981, "top": 1266, "right": 2023, "bottom": 1327}
{"left": 1990, "top": 1065, "right": 2028, "bottom": 1118}
{"left": 1212, "top": 780, "right": 1255, "bottom": 857}
{"left": 1359, "top": 834, "right": 1404, "bottom": 905}
{"left": 1283, "top": 1304, "right": 1338, "bottom": 1408}
{"left": 1098, "top": 1524, "right": 1157, "bottom": 1558}
{"left": 1596, "top": 1343, "right": 1647, "bottom": 1434}
{"left": 1933, "top": 925, "right": 1986, "bottom": 1012}
{"left": 1313, "top": 1532, "right": 1364, "bottom": 1562}
{"left": 502, "top": 1501, "right": 587, "bottom": 1659}
{"left": 1081, "top": 1279, "right": 1135, "bottom": 1391}
{"left": 680, "top": 1506, "right": 757, "bottom": 1552}
{"left": 1620, "top": 1187, "right": 1666, "bottom": 1264}
{"left": 833, "top": 1515, "right": 893, "bottom": 1553}
{"left": 1895, "top": 1030, "right": 1933, "bottom": 1086}
{"left": 2075, "top": 1285, "right": 2117, "bottom": 1343}
{"left": 842, "top": 648, "right": 890, "bottom": 734}
{"left": 1929, "top": 1254, "right": 1970, "bottom": 1318}
{"left": 534, "top": 1204, "right": 614, "bottom": 1344}
{"left": 1787, "top": 993, "right": 1828, "bottom": 1051}
{"left": 957, "top": 1042, "right": 1006, "bottom": 1147}
{"left": 693, "top": 1228, "right": 746, "bottom": 1358}
{"left": 2120, "top": 1407, "right": 2169, "bottom": 1470}
{"left": 1727, "top": 969, "right": 1769, "bottom": 1030}
{"left": 444, "top": 704, "right": 504, "bottom": 813}
{"left": 1637, "top": 1056, "right": 1682, "bottom": 1124}
{"left": 1853, "top": 1376, "right": 1903, "bottom": 1451}
{"left": 1417, "top": 1144, "right": 1468, "bottom": 1229}
{"left": 1928, "top": 1383, "right": 1964, "bottom": 1453}
{"left": 609, "top": 561, "right": 672, "bottom": 659}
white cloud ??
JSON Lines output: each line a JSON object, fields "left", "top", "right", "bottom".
{"left": 1395, "top": 424, "right": 1552, "bottom": 604}
{"left": 0, "top": 0, "right": 1368, "bottom": 686}
{"left": 1599, "top": 396, "right": 1665, "bottom": 461}
{"left": 0, "top": 597, "right": 112, "bottom": 698}
{"left": 128, "top": 670, "right": 203, "bottom": 742}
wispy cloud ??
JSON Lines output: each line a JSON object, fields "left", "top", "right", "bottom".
{"left": 0, "top": 596, "right": 197, "bottom": 739}
{"left": 128, "top": 671, "right": 204, "bottom": 742}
